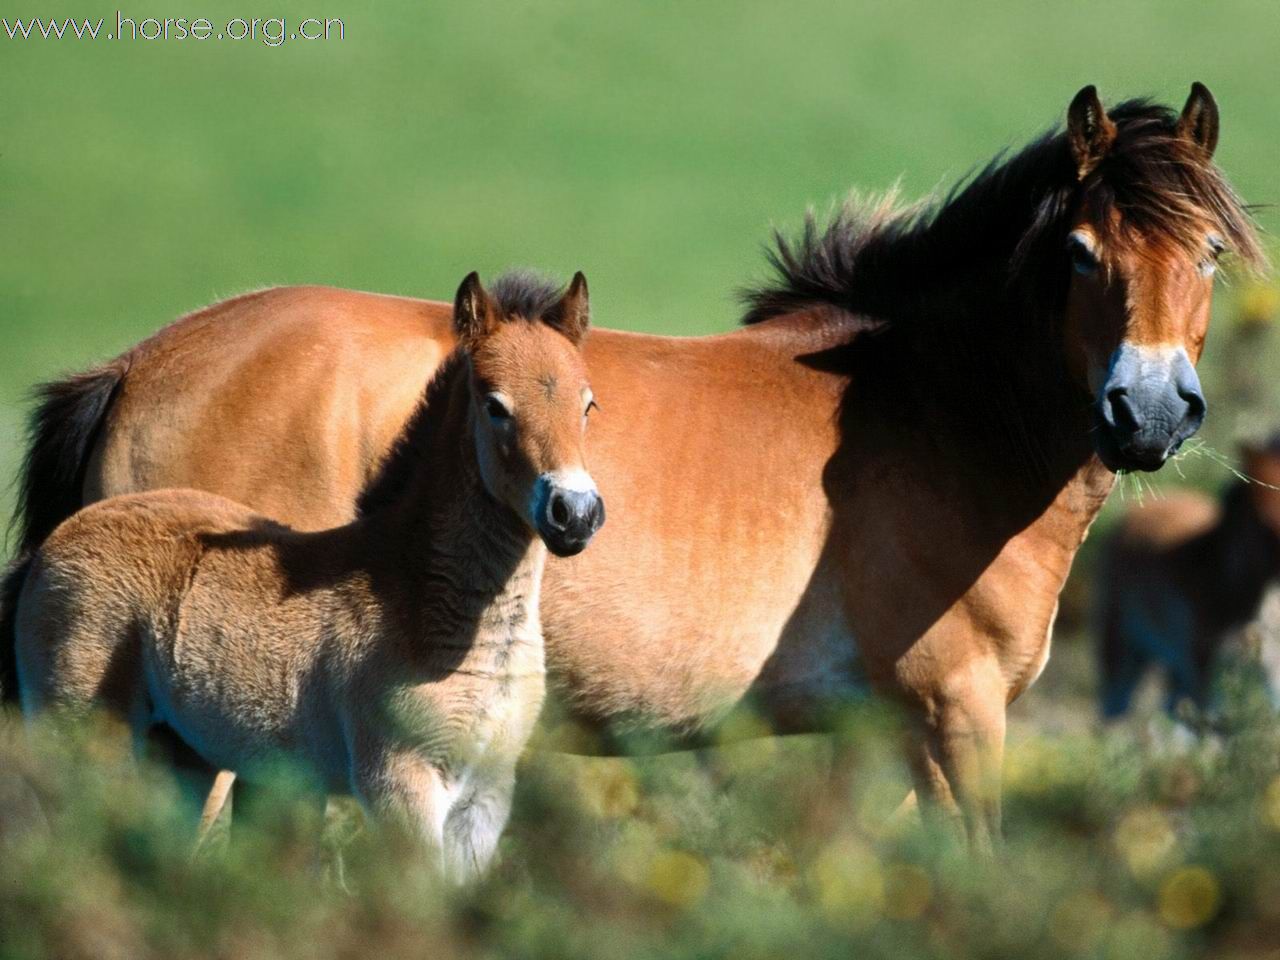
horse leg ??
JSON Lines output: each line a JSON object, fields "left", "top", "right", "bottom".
{"left": 140, "top": 723, "right": 231, "bottom": 846}
{"left": 442, "top": 769, "right": 516, "bottom": 883}
{"left": 883, "top": 789, "right": 920, "bottom": 832}
{"left": 353, "top": 750, "right": 450, "bottom": 875}
{"left": 193, "top": 770, "right": 236, "bottom": 855}
{"left": 17, "top": 617, "right": 151, "bottom": 767}
{"left": 907, "top": 660, "right": 1006, "bottom": 855}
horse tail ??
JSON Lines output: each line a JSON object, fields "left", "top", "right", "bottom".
{"left": 10, "top": 361, "right": 128, "bottom": 558}
{"left": 2, "top": 360, "right": 127, "bottom": 704}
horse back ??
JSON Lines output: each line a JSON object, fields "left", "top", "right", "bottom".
{"left": 15, "top": 489, "right": 266, "bottom": 714}
{"left": 92, "top": 286, "right": 454, "bottom": 531}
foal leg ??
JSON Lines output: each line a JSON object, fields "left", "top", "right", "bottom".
{"left": 17, "top": 620, "right": 150, "bottom": 766}
{"left": 353, "top": 751, "right": 451, "bottom": 875}
{"left": 907, "top": 660, "right": 1006, "bottom": 855}
{"left": 442, "top": 769, "right": 517, "bottom": 883}
{"left": 194, "top": 770, "right": 236, "bottom": 854}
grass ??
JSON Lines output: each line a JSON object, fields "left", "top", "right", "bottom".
{"left": 4, "top": 2, "right": 1280, "bottom": 957}
{"left": 5, "top": 665, "right": 1280, "bottom": 960}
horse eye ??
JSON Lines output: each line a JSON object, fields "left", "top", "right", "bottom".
{"left": 1068, "top": 236, "right": 1099, "bottom": 276}
{"left": 485, "top": 396, "right": 511, "bottom": 420}
{"left": 1198, "top": 236, "right": 1226, "bottom": 278}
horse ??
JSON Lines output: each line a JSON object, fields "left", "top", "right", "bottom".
{"left": 13, "top": 271, "right": 604, "bottom": 881}
{"left": 2, "top": 84, "right": 1262, "bottom": 850}
{"left": 1097, "top": 437, "right": 1280, "bottom": 720}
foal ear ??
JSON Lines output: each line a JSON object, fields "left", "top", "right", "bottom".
{"left": 552, "top": 271, "right": 591, "bottom": 344}
{"left": 453, "top": 271, "right": 499, "bottom": 342}
{"left": 1176, "top": 81, "right": 1220, "bottom": 158}
{"left": 1066, "top": 85, "right": 1117, "bottom": 180}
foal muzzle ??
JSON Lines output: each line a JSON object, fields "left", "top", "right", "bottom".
{"left": 1095, "top": 343, "right": 1206, "bottom": 472}
{"left": 533, "top": 471, "right": 605, "bottom": 557}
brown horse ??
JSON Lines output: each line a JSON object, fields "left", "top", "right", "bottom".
{"left": 1097, "top": 439, "right": 1280, "bottom": 720}
{"left": 13, "top": 272, "right": 603, "bottom": 881}
{"left": 2, "top": 84, "right": 1262, "bottom": 849}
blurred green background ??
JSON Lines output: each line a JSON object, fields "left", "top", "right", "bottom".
{"left": 4, "top": 4, "right": 1280, "bottom": 957}
{"left": 3, "top": 0, "right": 1278, "bottom": 530}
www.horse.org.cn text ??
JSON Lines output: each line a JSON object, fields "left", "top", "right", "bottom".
{"left": 2, "top": 13, "right": 345, "bottom": 45}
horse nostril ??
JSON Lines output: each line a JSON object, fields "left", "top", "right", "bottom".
{"left": 549, "top": 495, "right": 570, "bottom": 529}
{"left": 1106, "top": 387, "right": 1141, "bottom": 433}
{"left": 1180, "top": 388, "right": 1206, "bottom": 420}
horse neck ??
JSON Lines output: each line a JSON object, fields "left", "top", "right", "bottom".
{"left": 377, "top": 371, "right": 546, "bottom": 659}
{"left": 831, "top": 223, "right": 1116, "bottom": 580}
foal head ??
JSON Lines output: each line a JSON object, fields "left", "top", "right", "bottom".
{"left": 1059, "top": 83, "right": 1262, "bottom": 472}
{"left": 453, "top": 271, "right": 605, "bottom": 557}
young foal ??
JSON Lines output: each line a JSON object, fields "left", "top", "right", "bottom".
{"left": 14, "top": 271, "right": 604, "bottom": 880}
{"left": 1097, "top": 438, "right": 1280, "bottom": 719}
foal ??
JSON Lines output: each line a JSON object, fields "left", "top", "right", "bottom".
{"left": 14, "top": 271, "right": 604, "bottom": 881}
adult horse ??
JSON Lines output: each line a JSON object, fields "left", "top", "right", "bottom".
{"left": 2, "top": 85, "right": 1262, "bottom": 847}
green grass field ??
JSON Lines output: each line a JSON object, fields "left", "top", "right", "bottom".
{"left": 3, "top": 0, "right": 1278, "bottom": 489}
{"left": 3, "top": 2, "right": 1280, "bottom": 958}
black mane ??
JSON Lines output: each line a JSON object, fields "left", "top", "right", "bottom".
{"left": 741, "top": 98, "right": 1263, "bottom": 328}
{"left": 490, "top": 270, "right": 569, "bottom": 321}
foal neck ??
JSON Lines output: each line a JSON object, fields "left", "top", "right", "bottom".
{"left": 374, "top": 359, "right": 545, "bottom": 633}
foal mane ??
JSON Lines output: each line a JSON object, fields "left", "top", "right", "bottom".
{"left": 741, "top": 98, "right": 1264, "bottom": 329}
{"left": 489, "top": 270, "right": 586, "bottom": 338}
{"left": 356, "top": 270, "right": 577, "bottom": 518}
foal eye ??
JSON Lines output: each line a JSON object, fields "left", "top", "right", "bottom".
{"left": 485, "top": 396, "right": 511, "bottom": 420}
{"left": 1068, "top": 235, "right": 1099, "bottom": 277}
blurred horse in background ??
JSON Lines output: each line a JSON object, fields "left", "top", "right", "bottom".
{"left": 1097, "top": 437, "right": 1280, "bottom": 720}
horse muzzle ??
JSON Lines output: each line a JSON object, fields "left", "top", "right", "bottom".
{"left": 1094, "top": 343, "right": 1206, "bottom": 472}
{"left": 533, "top": 472, "right": 606, "bottom": 557}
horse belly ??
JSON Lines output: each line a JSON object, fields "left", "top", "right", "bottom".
{"left": 746, "top": 584, "right": 868, "bottom": 734}
{"left": 540, "top": 559, "right": 857, "bottom": 740}
{"left": 149, "top": 572, "right": 343, "bottom": 785}
{"left": 145, "top": 639, "right": 306, "bottom": 777}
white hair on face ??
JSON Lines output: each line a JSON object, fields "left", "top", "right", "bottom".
{"left": 544, "top": 469, "right": 597, "bottom": 494}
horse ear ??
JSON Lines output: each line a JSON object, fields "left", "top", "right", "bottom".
{"left": 554, "top": 271, "right": 590, "bottom": 344}
{"left": 453, "top": 271, "right": 498, "bottom": 342}
{"left": 1176, "top": 82, "right": 1219, "bottom": 158}
{"left": 1066, "top": 85, "right": 1117, "bottom": 180}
